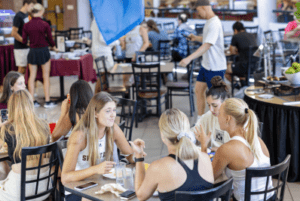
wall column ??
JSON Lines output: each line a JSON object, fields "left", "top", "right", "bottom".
{"left": 257, "top": 0, "right": 276, "bottom": 42}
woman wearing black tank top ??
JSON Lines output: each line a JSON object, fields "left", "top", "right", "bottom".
{"left": 130, "top": 108, "right": 214, "bottom": 201}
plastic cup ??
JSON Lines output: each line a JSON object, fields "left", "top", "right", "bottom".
{"left": 123, "top": 167, "right": 134, "bottom": 191}
{"left": 115, "top": 163, "right": 126, "bottom": 186}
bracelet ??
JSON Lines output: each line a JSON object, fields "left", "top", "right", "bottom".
{"left": 135, "top": 157, "right": 144, "bottom": 162}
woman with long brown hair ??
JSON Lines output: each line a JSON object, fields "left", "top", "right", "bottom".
{"left": 0, "top": 71, "right": 26, "bottom": 110}
{"left": 146, "top": 19, "right": 170, "bottom": 52}
{"left": 197, "top": 98, "right": 275, "bottom": 201}
{"left": 130, "top": 108, "right": 213, "bottom": 201}
{"left": 61, "top": 92, "right": 134, "bottom": 201}
{"left": 0, "top": 90, "right": 50, "bottom": 201}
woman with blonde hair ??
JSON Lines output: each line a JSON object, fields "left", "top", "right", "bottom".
{"left": 197, "top": 98, "right": 275, "bottom": 201}
{"left": 130, "top": 108, "right": 213, "bottom": 201}
{"left": 0, "top": 90, "right": 51, "bottom": 201}
{"left": 61, "top": 92, "right": 134, "bottom": 201}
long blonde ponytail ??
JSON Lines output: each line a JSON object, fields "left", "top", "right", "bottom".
{"left": 159, "top": 108, "right": 199, "bottom": 160}
{"left": 223, "top": 98, "right": 262, "bottom": 160}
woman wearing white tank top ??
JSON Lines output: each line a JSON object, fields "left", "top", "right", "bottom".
{"left": 195, "top": 98, "right": 275, "bottom": 201}
{"left": 61, "top": 92, "right": 134, "bottom": 201}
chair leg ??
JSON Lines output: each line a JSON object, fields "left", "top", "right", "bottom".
{"left": 165, "top": 91, "right": 169, "bottom": 110}
{"left": 189, "top": 91, "right": 193, "bottom": 117}
{"left": 231, "top": 75, "right": 234, "bottom": 97}
{"left": 174, "top": 62, "right": 177, "bottom": 81}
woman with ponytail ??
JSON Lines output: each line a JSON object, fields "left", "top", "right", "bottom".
{"left": 146, "top": 19, "right": 170, "bottom": 52}
{"left": 130, "top": 108, "right": 213, "bottom": 201}
{"left": 196, "top": 98, "right": 275, "bottom": 201}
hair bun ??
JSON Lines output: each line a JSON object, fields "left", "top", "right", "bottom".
{"left": 210, "top": 76, "right": 224, "bottom": 87}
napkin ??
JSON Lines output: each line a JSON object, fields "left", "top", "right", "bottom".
{"left": 95, "top": 183, "right": 126, "bottom": 197}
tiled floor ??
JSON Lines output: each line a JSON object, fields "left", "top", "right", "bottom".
{"left": 23, "top": 72, "right": 300, "bottom": 201}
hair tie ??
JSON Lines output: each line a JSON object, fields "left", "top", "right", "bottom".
{"left": 245, "top": 108, "right": 248, "bottom": 114}
{"left": 177, "top": 132, "right": 191, "bottom": 141}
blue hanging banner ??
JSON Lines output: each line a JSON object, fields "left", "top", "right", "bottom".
{"left": 89, "top": 0, "right": 144, "bottom": 45}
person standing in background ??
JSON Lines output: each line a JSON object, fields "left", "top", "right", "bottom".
{"left": 90, "top": 18, "right": 120, "bottom": 94}
{"left": 179, "top": 0, "right": 227, "bottom": 123}
{"left": 22, "top": 3, "right": 58, "bottom": 108}
{"left": 11, "top": 0, "right": 36, "bottom": 75}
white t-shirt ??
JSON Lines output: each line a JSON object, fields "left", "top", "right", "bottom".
{"left": 91, "top": 18, "right": 120, "bottom": 70}
{"left": 202, "top": 16, "right": 227, "bottom": 71}
{"left": 192, "top": 111, "right": 230, "bottom": 147}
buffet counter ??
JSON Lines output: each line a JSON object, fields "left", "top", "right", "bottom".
{"left": 244, "top": 86, "right": 300, "bottom": 182}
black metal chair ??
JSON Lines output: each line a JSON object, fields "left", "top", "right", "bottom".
{"left": 231, "top": 46, "right": 259, "bottom": 96}
{"left": 82, "top": 30, "right": 92, "bottom": 48}
{"left": 166, "top": 60, "right": 195, "bottom": 117}
{"left": 263, "top": 30, "right": 274, "bottom": 43}
{"left": 163, "top": 22, "right": 175, "bottom": 38}
{"left": 20, "top": 142, "right": 60, "bottom": 201}
{"left": 132, "top": 62, "right": 168, "bottom": 124}
{"left": 195, "top": 23, "right": 205, "bottom": 35}
{"left": 175, "top": 178, "right": 233, "bottom": 201}
{"left": 115, "top": 97, "right": 137, "bottom": 138}
{"left": 56, "top": 139, "right": 68, "bottom": 201}
{"left": 244, "top": 155, "right": 291, "bottom": 201}
{"left": 68, "top": 27, "right": 84, "bottom": 40}
{"left": 158, "top": 40, "right": 172, "bottom": 61}
{"left": 245, "top": 26, "right": 259, "bottom": 40}
{"left": 95, "top": 56, "right": 127, "bottom": 97}
{"left": 157, "top": 23, "right": 162, "bottom": 29}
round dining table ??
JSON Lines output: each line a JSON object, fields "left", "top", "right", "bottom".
{"left": 244, "top": 85, "right": 300, "bottom": 182}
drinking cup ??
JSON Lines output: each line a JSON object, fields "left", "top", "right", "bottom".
{"left": 115, "top": 163, "right": 126, "bottom": 186}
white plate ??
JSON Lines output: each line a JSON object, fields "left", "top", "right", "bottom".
{"left": 103, "top": 168, "right": 132, "bottom": 179}
{"left": 258, "top": 94, "right": 274, "bottom": 99}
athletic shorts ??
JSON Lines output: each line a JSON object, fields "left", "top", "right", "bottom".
{"left": 196, "top": 65, "right": 226, "bottom": 89}
{"left": 13, "top": 48, "right": 30, "bottom": 67}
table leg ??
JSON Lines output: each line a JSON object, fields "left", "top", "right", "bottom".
{"left": 50, "top": 76, "right": 66, "bottom": 102}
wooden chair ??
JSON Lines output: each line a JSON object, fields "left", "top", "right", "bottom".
{"left": 20, "top": 142, "right": 60, "bottom": 201}
{"left": 95, "top": 56, "right": 127, "bottom": 97}
{"left": 166, "top": 61, "right": 195, "bottom": 117}
{"left": 132, "top": 62, "right": 168, "bottom": 124}
{"left": 175, "top": 178, "right": 233, "bottom": 201}
{"left": 245, "top": 155, "right": 291, "bottom": 201}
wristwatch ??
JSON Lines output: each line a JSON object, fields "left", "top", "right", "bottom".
{"left": 135, "top": 157, "right": 144, "bottom": 162}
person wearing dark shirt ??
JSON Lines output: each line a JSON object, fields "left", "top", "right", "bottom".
{"left": 22, "top": 3, "right": 58, "bottom": 108}
{"left": 225, "top": 21, "right": 257, "bottom": 83}
{"left": 0, "top": 90, "right": 50, "bottom": 201}
{"left": 11, "top": 0, "right": 36, "bottom": 75}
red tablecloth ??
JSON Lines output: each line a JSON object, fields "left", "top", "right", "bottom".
{"left": 0, "top": 45, "right": 17, "bottom": 84}
{"left": 25, "top": 54, "right": 97, "bottom": 83}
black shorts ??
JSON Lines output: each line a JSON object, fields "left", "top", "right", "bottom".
{"left": 28, "top": 46, "right": 50, "bottom": 65}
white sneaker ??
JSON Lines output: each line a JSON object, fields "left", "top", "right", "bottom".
{"left": 34, "top": 101, "right": 40, "bottom": 108}
{"left": 44, "top": 101, "right": 57, "bottom": 108}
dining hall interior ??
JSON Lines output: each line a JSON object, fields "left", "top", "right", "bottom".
{"left": 0, "top": 0, "right": 300, "bottom": 200}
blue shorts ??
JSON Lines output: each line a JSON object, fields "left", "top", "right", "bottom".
{"left": 196, "top": 65, "right": 226, "bottom": 89}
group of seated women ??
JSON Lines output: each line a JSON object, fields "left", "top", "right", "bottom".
{"left": 0, "top": 71, "right": 275, "bottom": 201}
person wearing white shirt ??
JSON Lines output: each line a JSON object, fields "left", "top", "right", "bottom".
{"left": 91, "top": 18, "right": 120, "bottom": 93}
{"left": 191, "top": 76, "right": 230, "bottom": 151}
{"left": 179, "top": 0, "right": 227, "bottom": 123}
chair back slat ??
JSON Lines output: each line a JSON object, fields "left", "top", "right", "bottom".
{"left": 69, "top": 27, "right": 84, "bottom": 40}
{"left": 95, "top": 56, "right": 110, "bottom": 91}
{"left": 20, "top": 142, "right": 59, "bottom": 200}
{"left": 175, "top": 178, "right": 233, "bottom": 201}
{"left": 158, "top": 40, "right": 171, "bottom": 61}
{"left": 115, "top": 98, "right": 137, "bottom": 141}
{"left": 244, "top": 154, "right": 291, "bottom": 201}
